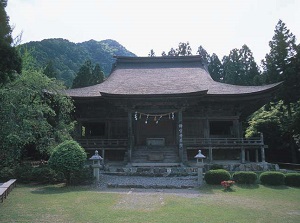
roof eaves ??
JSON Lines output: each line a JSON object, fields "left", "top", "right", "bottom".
{"left": 99, "top": 90, "right": 208, "bottom": 99}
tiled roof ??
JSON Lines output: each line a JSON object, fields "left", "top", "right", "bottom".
{"left": 65, "top": 56, "right": 280, "bottom": 98}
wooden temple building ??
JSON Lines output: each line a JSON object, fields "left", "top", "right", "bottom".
{"left": 66, "top": 56, "right": 280, "bottom": 167}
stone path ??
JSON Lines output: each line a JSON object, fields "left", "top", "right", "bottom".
{"left": 97, "top": 174, "right": 199, "bottom": 189}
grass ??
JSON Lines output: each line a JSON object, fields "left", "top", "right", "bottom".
{"left": 0, "top": 183, "right": 299, "bottom": 223}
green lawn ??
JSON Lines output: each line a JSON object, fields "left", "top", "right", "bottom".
{"left": 0, "top": 183, "right": 299, "bottom": 223}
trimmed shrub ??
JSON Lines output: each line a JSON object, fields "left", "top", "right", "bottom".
{"left": 31, "top": 165, "right": 64, "bottom": 184}
{"left": 204, "top": 169, "right": 231, "bottom": 185}
{"left": 209, "top": 164, "right": 224, "bottom": 170}
{"left": 15, "top": 164, "right": 34, "bottom": 183}
{"left": 285, "top": 173, "right": 300, "bottom": 187}
{"left": 69, "top": 166, "right": 94, "bottom": 185}
{"left": 48, "top": 140, "right": 87, "bottom": 185}
{"left": 232, "top": 171, "right": 258, "bottom": 184}
{"left": 259, "top": 171, "right": 285, "bottom": 186}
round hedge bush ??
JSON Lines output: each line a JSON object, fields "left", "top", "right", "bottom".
{"left": 259, "top": 171, "right": 285, "bottom": 186}
{"left": 285, "top": 173, "right": 300, "bottom": 187}
{"left": 48, "top": 140, "right": 87, "bottom": 185}
{"left": 232, "top": 171, "right": 257, "bottom": 184}
{"left": 204, "top": 169, "right": 231, "bottom": 185}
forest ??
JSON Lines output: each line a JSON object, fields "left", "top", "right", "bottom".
{"left": 0, "top": 0, "right": 299, "bottom": 169}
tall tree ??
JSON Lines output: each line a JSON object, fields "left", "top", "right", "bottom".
{"left": 161, "top": 51, "right": 167, "bottom": 56}
{"left": 43, "top": 61, "right": 57, "bottom": 79}
{"left": 72, "top": 60, "right": 93, "bottom": 88}
{"left": 176, "top": 42, "right": 192, "bottom": 56}
{"left": 249, "top": 20, "right": 300, "bottom": 163}
{"left": 0, "top": 0, "right": 22, "bottom": 84}
{"left": 222, "top": 45, "right": 260, "bottom": 85}
{"left": 0, "top": 69, "right": 75, "bottom": 166}
{"left": 72, "top": 60, "right": 104, "bottom": 88}
{"left": 167, "top": 48, "right": 177, "bottom": 56}
{"left": 239, "top": 45, "right": 261, "bottom": 85}
{"left": 262, "top": 20, "right": 297, "bottom": 85}
{"left": 262, "top": 20, "right": 299, "bottom": 116}
{"left": 0, "top": 0, "right": 12, "bottom": 44}
{"left": 208, "top": 53, "right": 224, "bottom": 82}
{"left": 91, "top": 63, "right": 104, "bottom": 85}
{"left": 148, "top": 49, "right": 155, "bottom": 57}
{"left": 197, "top": 45, "right": 210, "bottom": 65}
{"left": 288, "top": 44, "right": 300, "bottom": 103}
{"left": 222, "top": 48, "right": 241, "bottom": 85}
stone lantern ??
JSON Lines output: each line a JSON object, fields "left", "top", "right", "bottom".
{"left": 195, "top": 150, "right": 206, "bottom": 164}
{"left": 194, "top": 150, "right": 206, "bottom": 186}
{"left": 89, "top": 150, "right": 103, "bottom": 182}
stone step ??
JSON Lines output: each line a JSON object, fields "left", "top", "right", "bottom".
{"left": 101, "top": 166, "right": 198, "bottom": 177}
{"left": 131, "top": 162, "right": 181, "bottom": 167}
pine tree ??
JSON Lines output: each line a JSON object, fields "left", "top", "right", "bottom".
{"left": 208, "top": 53, "right": 224, "bottom": 82}
{"left": 262, "top": 20, "right": 299, "bottom": 112}
{"left": 161, "top": 51, "right": 167, "bottom": 57}
{"left": 222, "top": 49, "right": 241, "bottom": 85}
{"left": 167, "top": 48, "right": 176, "bottom": 56}
{"left": 260, "top": 20, "right": 299, "bottom": 163}
{"left": 91, "top": 63, "right": 104, "bottom": 85}
{"left": 72, "top": 60, "right": 93, "bottom": 88}
{"left": 222, "top": 45, "right": 260, "bottom": 85}
{"left": 0, "top": 0, "right": 12, "bottom": 44}
{"left": 72, "top": 60, "right": 104, "bottom": 88}
{"left": 0, "top": 0, "right": 22, "bottom": 84}
{"left": 176, "top": 42, "right": 192, "bottom": 56}
{"left": 239, "top": 45, "right": 260, "bottom": 85}
{"left": 262, "top": 20, "right": 297, "bottom": 84}
{"left": 197, "top": 45, "right": 210, "bottom": 66}
{"left": 148, "top": 49, "right": 155, "bottom": 57}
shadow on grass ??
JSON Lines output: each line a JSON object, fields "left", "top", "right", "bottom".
{"left": 27, "top": 183, "right": 95, "bottom": 195}
{"left": 197, "top": 183, "right": 219, "bottom": 194}
{"left": 235, "top": 184, "right": 260, "bottom": 189}
{"left": 222, "top": 188, "right": 236, "bottom": 192}
{"left": 260, "top": 185, "right": 290, "bottom": 190}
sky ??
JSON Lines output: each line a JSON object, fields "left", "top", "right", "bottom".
{"left": 6, "top": 0, "right": 300, "bottom": 64}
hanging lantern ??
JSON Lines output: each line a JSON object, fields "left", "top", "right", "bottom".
{"left": 134, "top": 111, "right": 138, "bottom": 121}
{"left": 145, "top": 114, "right": 149, "bottom": 124}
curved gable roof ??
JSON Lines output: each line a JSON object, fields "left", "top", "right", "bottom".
{"left": 66, "top": 56, "right": 280, "bottom": 98}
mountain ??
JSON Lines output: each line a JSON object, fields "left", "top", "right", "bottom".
{"left": 20, "top": 38, "right": 136, "bottom": 87}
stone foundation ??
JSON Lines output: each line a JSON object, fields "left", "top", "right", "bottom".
{"left": 102, "top": 162, "right": 280, "bottom": 176}
{"left": 203, "top": 162, "right": 280, "bottom": 172}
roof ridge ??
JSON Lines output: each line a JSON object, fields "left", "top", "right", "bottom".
{"left": 114, "top": 55, "right": 205, "bottom": 63}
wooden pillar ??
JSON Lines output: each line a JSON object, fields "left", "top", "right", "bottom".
{"left": 260, "top": 133, "right": 265, "bottom": 163}
{"left": 239, "top": 122, "right": 243, "bottom": 138}
{"left": 261, "top": 146, "right": 265, "bottom": 163}
{"left": 203, "top": 118, "right": 211, "bottom": 162}
{"left": 128, "top": 111, "right": 133, "bottom": 163}
{"left": 255, "top": 149, "right": 259, "bottom": 163}
{"left": 102, "top": 149, "right": 105, "bottom": 164}
{"left": 106, "top": 120, "right": 112, "bottom": 139}
{"left": 233, "top": 119, "right": 240, "bottom": 138}
{"left": 178, "top": 110, "right": 183, "bottom": 162}
{"left": 203, "top": 118, "right": 209, "bottom": 138}
{"left": 209, "top": 147, "right": 213, "bottom": 163}
{"left": 241, "top": 147, "right": 245, "bottom": 163}
{"left": 246, "top": 150, "right": 250, "bottom": 162}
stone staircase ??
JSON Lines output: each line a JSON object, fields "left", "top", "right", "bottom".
{"left": 131, "top": 146, "right": 180, "bottom": 166}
